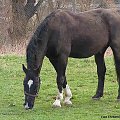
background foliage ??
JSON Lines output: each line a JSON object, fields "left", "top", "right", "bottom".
{"left": 0, "top": 0, "right": 120, "bottom": 54}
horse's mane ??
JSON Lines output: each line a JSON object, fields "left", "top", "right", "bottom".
{"left": 26, "top": 11, "right": 57, "bottom": 69}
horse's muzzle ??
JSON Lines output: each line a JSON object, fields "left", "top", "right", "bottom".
{"left": 24, "top": 102, "right": 34, "bottom": 109}
{"left": 24, "top": 95, "right": 35, "bottom": 110}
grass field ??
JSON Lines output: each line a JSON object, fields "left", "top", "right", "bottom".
{"left": 0, "top": 55, "right": 120, "bottom": 120}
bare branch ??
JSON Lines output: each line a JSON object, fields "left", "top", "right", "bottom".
{"left": 24, "top": 0, "right": 45, "bottom": 19}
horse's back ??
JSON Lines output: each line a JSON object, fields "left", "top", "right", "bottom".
{"left": 46, "top": 8, "right": 120, "bottom": 58}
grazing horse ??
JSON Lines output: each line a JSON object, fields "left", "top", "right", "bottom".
{"left": 22, "top": 8, "right": 120, "bottom": 109}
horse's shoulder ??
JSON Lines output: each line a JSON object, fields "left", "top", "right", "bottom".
{"left": 53, "top": 9, "right": 73, "bottom": 19}
{"left": 48, "top": 10, "right": 75, "bottom": 27}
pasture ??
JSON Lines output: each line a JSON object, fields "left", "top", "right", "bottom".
{"left": 0, "top": 55, "right": 120, "bottom": 120}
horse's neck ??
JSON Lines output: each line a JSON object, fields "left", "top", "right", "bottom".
{"left": 27, "top": 35, "right": 47, "bottom": 70}
{"left": 27, "top": 48, "right": 45, "bottom": 71}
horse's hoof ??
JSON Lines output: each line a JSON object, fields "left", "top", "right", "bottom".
{"left": 117, "top": 97, "right": 120, "bottom": 101}
{"left": 64, "top": 100, "right": 72, "bottom": 106}
{"left": 92, "top": 97, "right": 100, "bottom": 100}
{"left": 92, "top": 95, "right": 101, "bottom": 100}
{"left": 117, "top": 96, "right": 120, "bottom": 101}
{"left": 52, "top": 104, "right": 61, "bottom": 108}
{"left": 117, "top": 99, "right": 120, "bottom": 102}
{"left": 92, "top": 94, "right": 102, "bottom": 100}
{"left": 52, "top": 100, "right": 61, "bottom": 108}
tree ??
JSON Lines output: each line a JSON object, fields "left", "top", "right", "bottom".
{"left": 8, "top": 0, "right": 45, "bottom": 44}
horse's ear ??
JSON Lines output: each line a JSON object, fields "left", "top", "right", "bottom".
{"left": 22, "top": 64, "right": 28, "bottom": 74}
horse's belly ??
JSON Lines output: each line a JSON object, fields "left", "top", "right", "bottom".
{"left": 69, "top": 32, "right": 108, "bottom": 58}
{"left": 69, "top": 42, "right": 107, "bottom": 58}
{"left": 69, "top": 50, "right": 94, "bottom": 58}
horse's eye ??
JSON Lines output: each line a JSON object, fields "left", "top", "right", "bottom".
{"left": 34, "top": 88, "right": 37, "bottom": 92}
{"left": 32, "top": 85, "right": 37, "bottom": 92}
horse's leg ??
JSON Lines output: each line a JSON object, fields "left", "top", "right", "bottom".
{"left": 49, "top": 58, "right": 63, "bottom": 107}
{"left": 49, "top": 54, "right": 72, "bottom": 107}
{"left": 63, "top": 77, "right": 72, "bottom": 105}
{"left": 111, "top": 46, "right": 120, "bottom": 100}
{"left": 92, "top": 52, "right": 106, "bottom": 100}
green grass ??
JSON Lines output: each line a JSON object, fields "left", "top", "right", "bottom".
{"left": 0, "top": 55, "right": 120, "bottom": 120}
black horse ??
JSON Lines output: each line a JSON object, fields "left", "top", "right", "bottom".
{"left": 23, "top": 8, "right": 120, "bottom": 109}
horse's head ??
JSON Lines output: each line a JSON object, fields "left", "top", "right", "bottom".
{"left": 22, "top": 64, "right": 41, "bottom": 109}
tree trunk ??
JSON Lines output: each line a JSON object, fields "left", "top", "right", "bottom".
{"left": 8, "top": 0, "right": 44, "bottom": 45}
